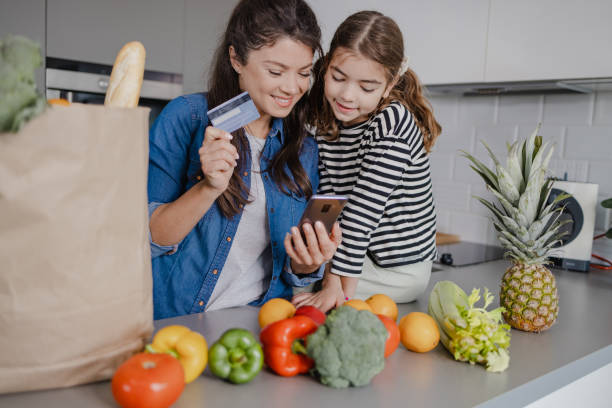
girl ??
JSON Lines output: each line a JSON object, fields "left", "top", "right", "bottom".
{"left": 148, "top": 0, "right": 341, "bottom": 319}
{"left": 294, "top": 10, "right": 441, "bottom": 312}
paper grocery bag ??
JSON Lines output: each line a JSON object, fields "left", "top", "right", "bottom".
{"left": 0, "top": 104, "right": 154, "bottom": 393}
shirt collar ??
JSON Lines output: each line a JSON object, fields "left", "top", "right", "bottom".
{"left": 270, "top": 117, "right": 285, "bottom": 144}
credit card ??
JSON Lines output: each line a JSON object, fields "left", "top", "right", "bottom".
{"left": 207, "top": 91, "right": 260, "bottom": 133}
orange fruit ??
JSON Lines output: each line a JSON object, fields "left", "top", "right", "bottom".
{"left": 398, "top": 312, "right": 440, "bottom": 353}
{"left": 365, "top": 294, "right": 398, "bottom": 322}
{"left": 258, "top": 298, "right": 295, "bottom": 328}
{"left": 48, "top": 98, "right": 71, "bottom": 106}
{"left": 343, "top": 299, "right": 373, "bottom": 312}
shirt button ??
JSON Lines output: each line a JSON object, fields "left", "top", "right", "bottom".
{"left": 243, "top": 171, "right": 248, "bottom": 177}
{"left": 272, "top": 241, "right": 276, "bottom": 247}
{"left": 212, "top": 269, "right": 218, "bottom": 275}
{"left": 271, "top": 276, "right": 277, "bottom": 281}
{"left": 199, "top": 301, "right": 204, "bottom": 306}
{"left": 270, "top": 207, "right": 275, "bottom": 213}
{"left": 226, "top": 236, "right": 232, "bottom": 242}
{"left": 196, "top": 175, "right": 202, "bottom": 181}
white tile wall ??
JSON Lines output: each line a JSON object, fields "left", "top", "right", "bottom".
{"left": 429, "top": 91, "right": 612, "bottom": 264}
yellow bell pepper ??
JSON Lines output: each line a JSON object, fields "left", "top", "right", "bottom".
{"left": 146, "top": 325, "right": 208, "bottom": 383}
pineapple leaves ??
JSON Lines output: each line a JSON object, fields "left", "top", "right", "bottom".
{"left": 474, "top": 196, "right": 505, "bottom": 222}
{"left": 536, "top": 178, "right": 554, "bottom": 220}
{"left": 506, "top": 142, "right": 525, "bottom": 194}
{"left": 497, "top": 165, "right": 520, "bottom": 204}
{"left": 481, "top": 140, "right": 501, "bottom": 168}
{"left": 462, "top": 123, "right": 571, "bottom": 262}
{"left": 461, "top": 150, "right": 499, "bottom": 190}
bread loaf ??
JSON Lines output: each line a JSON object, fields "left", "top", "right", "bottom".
{"left": 104, "top": 41, "right": 146, "bottom": 108}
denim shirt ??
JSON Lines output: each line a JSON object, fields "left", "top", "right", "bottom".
{"left": 148, "top": 93, "right": 323, "bottom": 319}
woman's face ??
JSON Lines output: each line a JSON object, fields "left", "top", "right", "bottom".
{"left": 230, "top": 37, "right": 313, "bottom": 120}
{"left": 324, "top": 48, "right": 392, "bottom": 126}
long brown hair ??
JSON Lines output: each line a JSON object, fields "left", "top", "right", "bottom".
{"left": 207, "top": 0, "right": 322, "bottom": 218}
{"left": 309, "top": 10, "right": 441, "bottom": 152}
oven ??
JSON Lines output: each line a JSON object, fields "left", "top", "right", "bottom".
{"left": 45, "top": 57, "right": 183, "bottom": 126}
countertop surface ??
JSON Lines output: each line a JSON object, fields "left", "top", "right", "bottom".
{"left": 2, "top": 260, "right": 611, "bottom": 408}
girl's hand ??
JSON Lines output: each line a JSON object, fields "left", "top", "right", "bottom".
{"left": 284, "top": 221, "right": 342, "bottom": 275}
{"left": 292, "top": 273, "right": 345, "bottom": 313}
{"left": 199, "top": 126, "right": 238, "bottom": 194}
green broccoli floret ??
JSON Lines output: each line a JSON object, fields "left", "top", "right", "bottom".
{"left": 306, "top": 305, "right": 387, "bottom": 388}
{"left": 0, "top": 35, "right": 46, "bottom": 133}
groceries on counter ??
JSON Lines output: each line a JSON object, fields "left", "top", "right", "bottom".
{"left": 462, "top": 125, "right": 560, "bottom": 332}
{"left": 398, "top": 312, "right": 440, "bottom": 353}
{"left": 104, "top": 41, "right": 146, "bottom": 108}
{"left": 258, "top": 297, "right": 296, "bottom": 328}
{"left": 377, "top": 314, "right": 401, "bottom": 358}
{"left": 146, "top": 325, "right": 208, "bottom": 384}
{"left": 0, "top": 35, "right": 46, "bottom": 133}
{"left": 260, "top": 315, "right": 318, "bottom": 377}
{"left": 111, "top": 353, "right": 185, "bottom": 408}
{"left": 428, "top": 281, "right": 511, "bottom": 373}
{"left": 208, "top": 328, "right": 264, "bottom": 384}
{"left": 306, "top": 305, "right": 387, "bottom": 388}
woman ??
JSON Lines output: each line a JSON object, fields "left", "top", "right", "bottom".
{"left": 148, "top": 0, "right": 341, "bottom": 319}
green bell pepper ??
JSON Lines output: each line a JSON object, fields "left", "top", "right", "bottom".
{"left": 208, "top": 328, "right": 263, "bottom": 384}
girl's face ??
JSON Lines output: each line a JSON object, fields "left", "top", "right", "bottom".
{"left": 324, "top": 48, "right": 393, "bottom": 126}
{"left": 230, "top": 37, "right": 313, "bottom": 120}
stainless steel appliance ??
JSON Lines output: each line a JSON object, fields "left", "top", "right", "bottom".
{"left": 547, "top": 181, "right": 599, "bottom": 272}
{"left": 45, "top": 57, "right": 183, "bottom": 125}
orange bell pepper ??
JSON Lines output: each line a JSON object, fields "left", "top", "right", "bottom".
{"left": 259, "top": 315, "right": 318, "bottom": 377}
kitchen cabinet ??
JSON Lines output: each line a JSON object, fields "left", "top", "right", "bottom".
{"left": 486, "top": 0, "right": 612, "bottom": 82}
{"left": 0, "top": 0, "right": 46, "bottom": 90}
{"left": 182, "top": 0, "right": 240, "bottom": 93}
{"left": 46, "top": 0, "right": 184, "bottom": 74}
{"left": 307, "top": 0, "right": 490, "bottom": 85}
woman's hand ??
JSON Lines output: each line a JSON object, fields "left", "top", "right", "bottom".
{"left": 199, "top": 126, "right": 238, "bottom": 194}
{"left": 292, "top": 270, "right": 345, "bottom": 313}
{"left": 284, "top": 221, "right": 341, "bottom": 275}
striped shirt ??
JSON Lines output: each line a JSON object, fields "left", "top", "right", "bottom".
{"left": 316, "top": 101, "right": 437, "bottom": 276}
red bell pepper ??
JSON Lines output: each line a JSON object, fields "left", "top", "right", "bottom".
{"left": 259, "top": 315, "right": 318, "bottom": 377}
{"left": 295, "top": 305, "right": 326, "bottom": 326}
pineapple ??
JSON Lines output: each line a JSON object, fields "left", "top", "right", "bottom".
{"left": 462, "top": 125, "right": 569, "bottom": 332}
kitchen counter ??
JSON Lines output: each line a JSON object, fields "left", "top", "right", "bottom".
{"left": 1, "top": 260, "right": 611, "bottom": 407}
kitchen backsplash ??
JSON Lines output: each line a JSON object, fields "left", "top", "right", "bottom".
{"left": 428, "top": 91, "right": 612, "bottom": 261}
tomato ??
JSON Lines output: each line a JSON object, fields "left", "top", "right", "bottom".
{"left": 377, "top": 314, "right": 400, "bottom": 358}
{"left": 111, "top": 353, "right": 185, "bottom": 408}
{"left": 294, "top": 305, "right": 326, "bottom": 326}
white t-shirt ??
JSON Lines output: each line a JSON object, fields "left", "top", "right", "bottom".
{"left": 205, "top": 133, "right": 272, "bottom": 311}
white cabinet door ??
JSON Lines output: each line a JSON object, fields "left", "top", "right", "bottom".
{"left": 182, "top": 0, "right": 240, "bottom": 93}
{"left": 486, "top": 0, "right": 612, "bottom": 82}
{"left": 0, "top": 0, "right": 46, "bottom": 89}
{"left": 307, "top": 0, "right": 489, "bottom": 85}
{"left": 47, "top": 0, "right": 184, "bottom": 73}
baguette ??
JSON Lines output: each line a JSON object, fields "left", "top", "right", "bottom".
{"left": 104, "top": 41, "right": 146, "bottom": 108}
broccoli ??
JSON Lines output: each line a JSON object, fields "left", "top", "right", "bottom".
{"left": 306, "top": 305, "right": 387, "bottom": 388}
{"left": 0, "top": 35, "right": 46, "bottom": 133}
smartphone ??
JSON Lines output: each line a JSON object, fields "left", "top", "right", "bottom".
{"left": 298, "top": 194, "right": 348, "bottom": 236}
